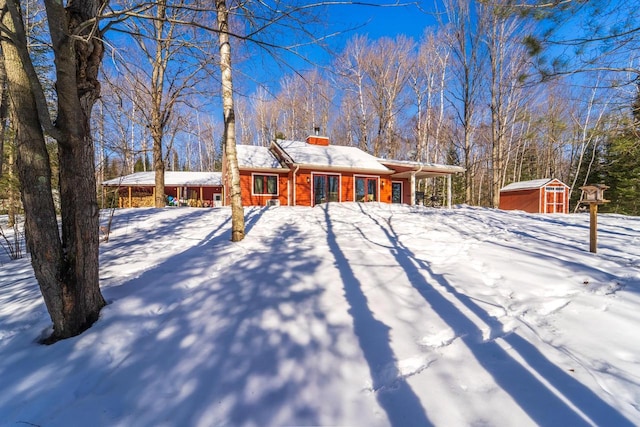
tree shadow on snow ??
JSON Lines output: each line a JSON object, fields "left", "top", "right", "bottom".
{"left": 360, "top": 207, "right": 634, "bottom": 427}
{"left": 323, "top": 204, "right": 433, "bottom": 427}
{"left": 0, "top": 208, "right": 339, "bottom": 426}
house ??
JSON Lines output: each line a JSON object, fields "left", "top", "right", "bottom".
{"left": 224, "top": 135, "right": 465, "bottom": 207}
{"left": 499, "top": 178, "right": 570, "bottom": 214}
{"left": 102, "top": 171, "right": 223, "bottom": 208}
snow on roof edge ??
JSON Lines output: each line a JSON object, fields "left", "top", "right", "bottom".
{"left": 500, "top": 178, "right": 568, "bottom": 192}
{"left": 102, "top": 171, "right": 222, "bottom": 187}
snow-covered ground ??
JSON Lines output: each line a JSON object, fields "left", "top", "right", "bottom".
{"left": 1, "top": 203, "right": 639, "bottom": 427}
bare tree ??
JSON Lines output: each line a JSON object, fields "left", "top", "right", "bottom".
{"left": 483, "top": 0, "right": 531, "bottom": 207}
{"left": 109, "top": 0, "right": 216, "bottom": 206}
{"left": 439, "top": 0, "right": 488, "bottom": 204}
{"left": 365, "top": 36, "right": 413, "bottom": 157}
{"left": 334, "top": 35, "right": 374, "bottom": 151}
{"left": 408, "top": 28, "right": 451, "bottom": 163}
{"left": 252, "top": 87, "right": 278, "bottom": 146}
{"left": 274, "top": 70, "right": 332, "bottom": 140}
{"left": 0, "top": 0, "right": 106, "bottom": 342}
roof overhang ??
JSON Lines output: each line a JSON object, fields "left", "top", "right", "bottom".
{"left": 379, "top": 160, "right": 466, "bottom": 179}
{"left": 101, "top": 172, "right": 223, "bottom": 187}
{"left": 295, "top": 164, "right": 394, "bottom": 175}
{"left": 239, "top": 167, "right": 290, "bottom": 173}
{"left": 500, "top": 178, "right": 568, "bottom": 193}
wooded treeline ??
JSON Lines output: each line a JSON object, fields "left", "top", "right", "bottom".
{"left": 87, "top": 0, "right": 640, "bottom": 213}
{"left": 1, "top": 0, "right": 639, "bottom": 216}
{"left": 3, "top": 0, "right": 633, "bottom": 214}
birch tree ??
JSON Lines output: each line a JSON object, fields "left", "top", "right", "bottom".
{"left": 216, "top": 0, "right": 244, "bottom": 241}
{"left": 483, "top": 0, "right": 531, "bottom": 207}
{"left": 366, "top": 36, "right": 413, "bottom": 158}
{"left": 409, "top": 28, "right": 450, "bottom": 162}
{"left": 335, "top": 35, "right": 374, "bottom": 151}
{"left": 440, "top": 0, "right": 487, "bottom": 203}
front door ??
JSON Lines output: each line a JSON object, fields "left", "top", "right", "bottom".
{"left": 355, "top": 177, "right": 378, "bottom": 202}
{"left": 313, "top": 174, "right": 339, "bottom": 206}
{"left": 392, "top": 182, "right": 402, "bottom": 204}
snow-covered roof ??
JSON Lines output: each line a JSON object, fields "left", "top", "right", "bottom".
{"left": 274, "top": 140, "right": 390, "bottom": 172}
{"left": 102, "top": 171, "right": 222, "bottom": 187}
{"left": 378, "top": 158, "right": 466, "bottom": 175}
{"left": 236, "top": 145, "right": 287, "bottom": 170}
{"left": 500, "top": 178, "right": 566, "bottom": 192}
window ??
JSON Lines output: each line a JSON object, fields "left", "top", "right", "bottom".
{"left": 355, "top": 177, "right": 378, "bottom": 202}
{"left": 313, "top": 174, "right": 340, "bottom": 205}
{"left": 253, "top": 174, "right": 278, "bottom": 195}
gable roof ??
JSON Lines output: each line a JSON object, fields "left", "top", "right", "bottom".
{"left": 236, "top": 145, "right": 287, "bottom": 171}
{"left": 500, "top": 178, "right": 567, "bottom": 192}
{"left": 102, "top": 171, "right": 222, "bottom": 187}
{"left": 273, "top": 139, "right": 391, "bottom": 173}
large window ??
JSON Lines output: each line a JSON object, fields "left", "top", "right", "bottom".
{"left": 355, "top": 176, "right": 378, "bottom": 202}
{"left": 253, "top": 174, "right": 278, "bottom": 195}
{"left": 313, "top": 174, "right": 340, "bottom": 205}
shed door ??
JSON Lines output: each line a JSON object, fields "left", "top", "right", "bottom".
{"left": 545, "top": 187, "right": 565, "bottom": 213}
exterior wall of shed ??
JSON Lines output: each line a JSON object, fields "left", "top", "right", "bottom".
{"left": 499, "top": 189, "right": 541, "bottom": 213}
{"left": 500, "top": 184, "right": 569, "bottom": 213}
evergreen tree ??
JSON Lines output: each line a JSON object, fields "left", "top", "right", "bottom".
{"left": 601, "top": 87, "right": 640, "bottom": 215}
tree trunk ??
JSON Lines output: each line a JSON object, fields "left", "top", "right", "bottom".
{"left": 153, "top": 130, "right": 166, "bottom": 207}
{"left": 217, "top": 0, "right": 245, "bottom": 242}
{"left": 152, "top": 0, "right": 167, "bottom": 208}
{"left": 0, "top": 51, "right": 7, "bottom": 178}
{"left": 1, "top": 0, "right": 106, "bottom": 342}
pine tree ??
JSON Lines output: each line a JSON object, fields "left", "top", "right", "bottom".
{"left": 601, "top": 84, "right": 640, "bottom": 215}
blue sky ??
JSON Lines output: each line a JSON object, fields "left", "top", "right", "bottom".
{"left": 238, "top": 2, "right": 440, "bottom": 94}
{"left": 327, "top": 2, "right": 437, "bottom": 43}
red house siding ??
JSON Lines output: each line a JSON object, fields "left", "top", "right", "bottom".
{"left": 289, "top": 170, "right": 393, "bottom": 206}
{"left": 239, "top": 171, "right": 289, "bottom": 206}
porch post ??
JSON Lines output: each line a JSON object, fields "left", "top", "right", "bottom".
{"left": 410, "top": 173, "right": 416, "bottom": 206}
{"left": 447, "top": 174, "right": 452, "bottom": 209}
{"left": 128, "top": 186, "right": 132, "bottom": 208}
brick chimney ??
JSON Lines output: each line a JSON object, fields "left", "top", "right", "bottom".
{"left": 306, "top": 127, "right": 329, "bottom": 146}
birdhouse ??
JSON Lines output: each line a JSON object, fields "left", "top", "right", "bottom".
{"left": 579, "top": 184, "right": 609, "bottom": 204}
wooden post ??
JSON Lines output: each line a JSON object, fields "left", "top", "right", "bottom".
{"left": 589, "top": 203, "right": 598, "bottom": 253}
{"left": 580, "top": 184, "right": 609, "bottom": 254}
{"left": 128, "top": 186, "right": 132, "bottom": 208}
{"left": 447, "top": 174, "right": 452, "bottom": 209}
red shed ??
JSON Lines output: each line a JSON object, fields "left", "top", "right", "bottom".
{"left": 499, "top": 178, "right": 570, "bottom": 213}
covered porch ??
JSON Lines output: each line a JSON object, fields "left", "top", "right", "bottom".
{"left": 101, "top": 171, "right": 224, "bottom": 208}
{"left": 378, "top": 160, "right": 465, "bottom": 208}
